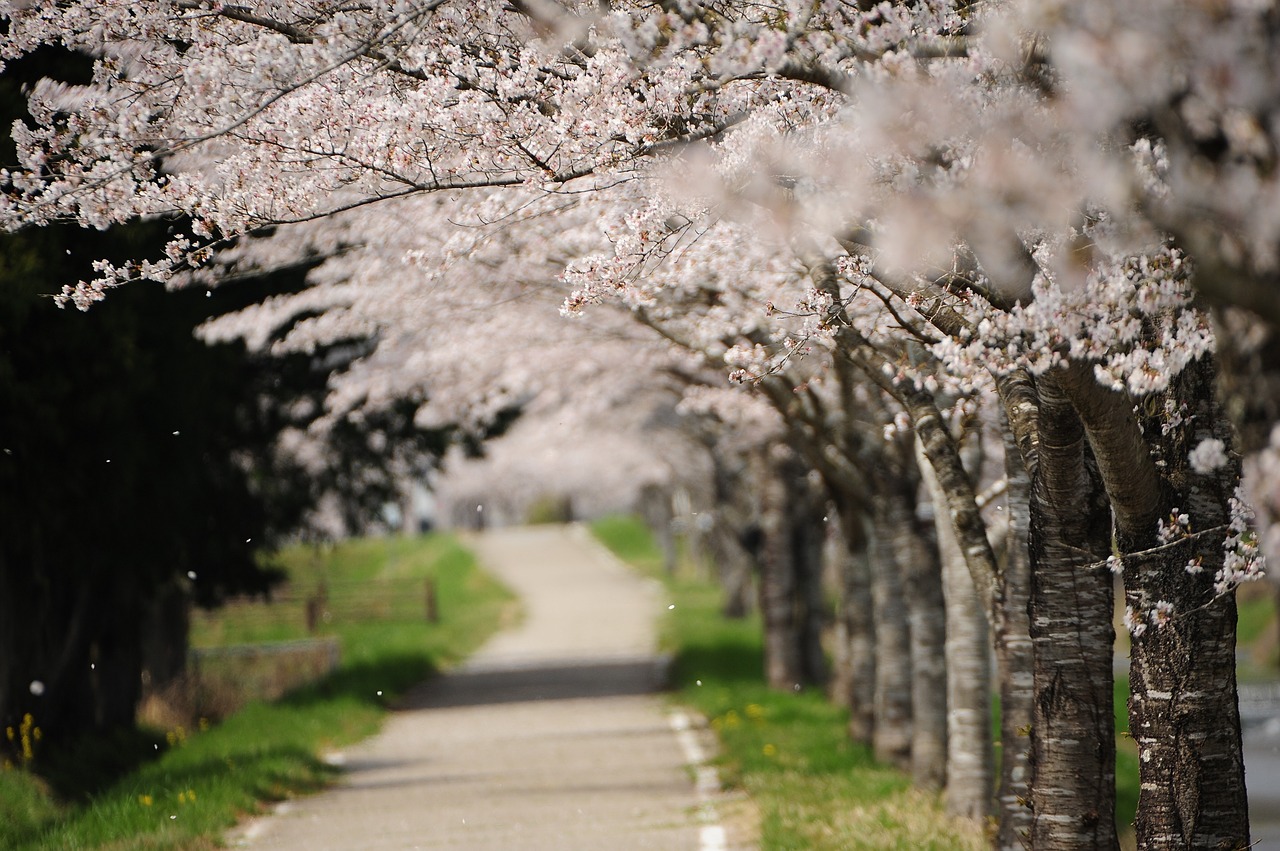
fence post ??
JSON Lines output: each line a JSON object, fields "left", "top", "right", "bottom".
{"left": 425, "top": 577, "right": 439, "bottom": 624}
{"left": 189, "top": 649, "right": 203, "bottom": 719}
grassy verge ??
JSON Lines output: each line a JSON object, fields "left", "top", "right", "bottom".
{"left": 0, "top": 533, "right": 514, "bottom": 851}
{"left": 592, "top": 515, "right": 986, "bottom": 850}
{"left": 1115, "top": 676, "right": 1139, "bottom": 848}
{"left": 1237, "top": 583, "right": 1279, "bottom": 673}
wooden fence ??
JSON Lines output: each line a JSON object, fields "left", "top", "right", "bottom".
{"left": 183, "top": 637, "right": 342, "bottom": 719}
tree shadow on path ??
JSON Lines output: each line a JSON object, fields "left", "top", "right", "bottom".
{"left": 401, "top": 654, "right": 672, "bottom": 710}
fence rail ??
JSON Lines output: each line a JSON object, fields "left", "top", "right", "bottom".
{"left": 184, "top": 637, "right": 342, "bottom": 719}
{"left": 189, "top": 637, "right": 342, "bottom": 663}
{"left": 198, "top": 576, "right": 441, "bottom": 632}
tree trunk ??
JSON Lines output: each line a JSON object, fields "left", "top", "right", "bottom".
{"left": 715, "top": 518, "right": 757, "bottom": 619}
{"left": 759, "top": 457, "right": 803, "bottom": 690}
{"left": 399, "top": 483, "right": 418, "bottom": 536}
{"left": 1126, "top": 585, "right": 1247, "bottom": 850}
{"left": 787, "top": 469, "right": 828, "bottom": 687}
{"left": 830, "top": 500, "right": 876, "bottom": 745}
{"left": 918, "top": 439, "right": 991, "bottom": 816}
{"left": 1027, "top": 372, "right": 1119, "bottom": 850}
{"left": 708, "top": 449, "right": 758, "bottom": 619}
{"left": 994, "top": 425, "right": 1035, "bottom": 850}
{"left": 1121, "top": 360, "right": 1250, "bottom": 850}
{"left": 870, "top": 497, "right": 914, "bottom": 770}
{"left": 890, "top": 471, "right": 949, "bottom": 792}
{"left": 141, "top": 578, "right": 191, "bottom": 691}
{"left": 827, "top": 518, "right": 853, "bottom": 708}
{"left": 1056, "top": 355, "right": 1251, "bottom": 849}
{"left": 639, "top": 483, "right": 677, "bottom": 576}
{"left": 794, "top": 509, "right": 828, "bottom": 687}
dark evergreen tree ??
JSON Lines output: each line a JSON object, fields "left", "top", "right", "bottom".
{"left": 0, "top": 49, "right": 513, "bottom": 756}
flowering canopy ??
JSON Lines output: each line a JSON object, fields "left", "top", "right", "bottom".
{"left": 3, "top": 0, "right": 1277, "bottom": 554}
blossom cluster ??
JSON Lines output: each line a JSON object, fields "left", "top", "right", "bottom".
{"left": 929, "top": 240, "right": 1212, "bottom": 398}
{"left": 1188, "top": 438, "right": 1229, "bottom": 475}
{"left": 1157, "top": 508, "right": 1192, "bottom": 546}
{"left": 1216, "top": 487, "right": 1266, "bottom": 595}
{"left": 1124, "top": 600, "right": 1176, "bottom": 638}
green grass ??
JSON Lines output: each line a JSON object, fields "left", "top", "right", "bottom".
{"left": 1115, "top": 676, "right": 1139, "bottom": 844}
{"left": 590, "top": 514, "right": 669, "bottom": 575}
{"left": 1238, "top": 591, "right": 1274, "bottom": 645}
{"left": 1236, "top": 584, "right": 1278, "bottom": 672}
{"left": 0, "top": 533, "right": 515, "bottom": 851}
{"left": 591, "top": 515, "right": 986, "bottom": 850}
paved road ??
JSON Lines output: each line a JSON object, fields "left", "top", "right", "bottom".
{"left": 228, "top": 524, "right": 734, "bottom": 850}
{"left": 1242, "top": 683, "right": 1280, "bottom": 849}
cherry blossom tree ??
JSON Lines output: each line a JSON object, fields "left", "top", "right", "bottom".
{"left": 4, "top": 1, "right": 1276, "bottom": 848}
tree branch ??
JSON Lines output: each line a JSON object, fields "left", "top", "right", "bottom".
{"left": 1052, "top": 360, "right": 1163, "bottom": 540}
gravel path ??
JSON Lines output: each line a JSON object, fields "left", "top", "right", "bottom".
{"left": 228, "top": 524, "right": 732, "bottom": 850}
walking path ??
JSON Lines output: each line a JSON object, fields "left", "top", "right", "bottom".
{"left": 228, "top": 524, "right": 738, "bottom": 850}
{"left": 1241, "top": 683, "right": 1280, "bottom": 849}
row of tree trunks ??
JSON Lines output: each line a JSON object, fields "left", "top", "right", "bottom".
{"left": 757, "top": 449, "right": 827, "bottom": 690}
{"left": 2, "top": 548, "right": 158, "bottom": 744}
{"left": 713, "top": 324, "right": 1250, "bottom": 848}
{"left": 823, "top": 443, "right": 952, "bottom": 791}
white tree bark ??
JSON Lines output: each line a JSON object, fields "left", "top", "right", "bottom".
{"left": 829, "top": 503, "right": 876, "bottom": 744}
{"left": 918, "top": 438, "right": 992, "bottom": 819}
